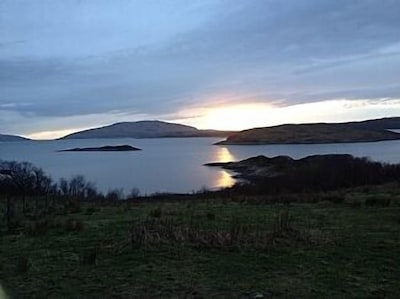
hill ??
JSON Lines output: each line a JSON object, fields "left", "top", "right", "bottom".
{"left": 62, "top": 120, "right": 233, "bottom": 139}
{"left": 0, "top": 134, "right": 29, "bottom": 142}
{"left": 206, "top": 154, "right": 400, "bottom": 192}
{"left": 216, "top": 117, "right": 400, "bottom": 145}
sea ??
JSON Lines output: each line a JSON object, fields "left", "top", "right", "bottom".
{"left": 1, "top": 137, "right": 400, "bottom": 194}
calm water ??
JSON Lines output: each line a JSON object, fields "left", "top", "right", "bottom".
{"left": 1, "top": 137, "right": 400, "bottom": 194}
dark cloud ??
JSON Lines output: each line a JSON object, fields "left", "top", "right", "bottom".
{"left": 0, "top": 0, "right": 399, "bottom": 134}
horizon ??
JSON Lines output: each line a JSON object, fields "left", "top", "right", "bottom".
{"left": 1, "top": 1, "right": 400, "bottom": 139}
{"left": 3, "top": 114, "right": 400, "bottom": 141}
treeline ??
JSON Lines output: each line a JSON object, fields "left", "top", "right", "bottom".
{"left": 0, "top": 160, "right": 143, "bottom": 232}
{"left": 230, "top": 155, "right": 400, "bottom": 194}
{"left": 0, "top": 160, "right": 139, "bottom": 200}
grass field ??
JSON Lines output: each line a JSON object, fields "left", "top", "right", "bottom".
{"left": 1, "top": 186, "right": 400, "bottom": 298}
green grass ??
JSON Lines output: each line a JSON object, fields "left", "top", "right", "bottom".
{"left": 1, "top": 190, "right": 400, "bottom": 298}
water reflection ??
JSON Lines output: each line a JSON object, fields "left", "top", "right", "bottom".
{"left": 211, "top": 147, "right": 236, "bottom": 189}
{"left": 214, "top": 146, "right": 236, "bottom": 162}
{"left": 214, "top": 169, "right": 235, "bottom": 189}
{"left": 3, "top": 137, "right": 398, "bottom": 193}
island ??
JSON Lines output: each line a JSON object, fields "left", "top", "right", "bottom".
{"left": 216, "top": 117, "right": 400, "bottom": 145}
{"left": 58, "top": 145, "right": 141, "bottom": 152}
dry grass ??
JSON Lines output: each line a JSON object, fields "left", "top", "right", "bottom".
{"left": 128, "top": 211, "right": 332, "bottom": 251}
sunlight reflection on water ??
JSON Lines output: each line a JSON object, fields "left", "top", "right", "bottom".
{"left": 2, "top": 137, "right": 399, "bottom": 193}
{"left": 215, "top": 146, "right": 236, "bottom": 162}
{"left": 211, "top": 147, "right": 236, "bottom": 189}
{"left": 214, "top": 169, "right": 235, "bottom": 189}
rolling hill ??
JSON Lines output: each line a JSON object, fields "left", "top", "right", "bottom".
{"left": 0, "top": 134, "right": 30, "bottom": 142}
{"left": 216, "top": 117, "right": 400, "bottom": 145}
{"left": 62, "top": 120, "right": 234, "bottom": 139}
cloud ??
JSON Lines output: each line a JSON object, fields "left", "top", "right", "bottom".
{"left": 0, "top": 0, "right": 400, "bottom": 135}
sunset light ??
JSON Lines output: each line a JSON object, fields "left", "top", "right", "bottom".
{"left": 182, "top": 98, "right": 400, "bottom": 131}
{"left": 201, "top": 103, "right": 275, "bottom": 131}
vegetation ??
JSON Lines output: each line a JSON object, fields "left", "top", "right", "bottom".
{"left": 208, "top": 154, "right": 400, "bottom": 194}
{"left": 1, "top": 160, "right": 400, "bottom": 297}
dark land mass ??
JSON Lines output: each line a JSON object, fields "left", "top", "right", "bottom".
{"left": 216, "top": 117, "right": 400, "bottom": 145}
{"left": 206, "top": 154, "right": 400, "bottom": 193}
{"left": 58, "top": 145, "right": 141, "bottom": 152}
{"left": 0, "top": 134, "right": 30, "bottom": 142}
{"left": 62, "top": 120, "right": 235, "bottom": 139}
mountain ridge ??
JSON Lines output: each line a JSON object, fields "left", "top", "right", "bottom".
{"left": 216, "top": 117, "right": 400, "bottom": 145}
{"left": 61, "top": 120, "right": 234, "bottom": 139}
{"left": 0, "top": 134, "right": 30, "bottom": 142}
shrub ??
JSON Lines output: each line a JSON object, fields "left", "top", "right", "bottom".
{"left": 324, "top": 194, "right": 345, "bottom": 204}
{"left": 105, "top": 189, "right": 124, "bottom": 201}
{"left": 25, "top": 218, "right": 61, "bottom": 236}
{"left": 127, "top": 187, "right": 140, "bottom": 199}
{"left": 85, "top": 206, "right": 98, "bottom": 215}
{"left": 365, "top": 197, "right": 391, "bottom": 207}
{"left": 206, "top": 212, "right": 216, "bottom": 221}
{"left": 64, "top": 218, "right": 85, "bottom": 232}
{"left": 81, "top": 247, "right": 98, "bottom": 266}
{"left": 149, "top": 207, "right": 162, "bottom": 218}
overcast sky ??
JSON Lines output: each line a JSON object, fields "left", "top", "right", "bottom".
{"left": 1, "top": 0, "right": 400, "bottom": 138}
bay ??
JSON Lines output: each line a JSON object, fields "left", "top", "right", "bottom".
{"left": 1, "top": 137, "right": 400, "bottom": 194}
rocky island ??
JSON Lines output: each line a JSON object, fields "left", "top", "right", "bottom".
{"left": 216, "top": 117, "right": 400, "bottom": 145}
{"left": 58, "top": 145, "right": 141, "bottom": 152}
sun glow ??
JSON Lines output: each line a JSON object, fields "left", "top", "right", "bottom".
{"left": 201, "top": 103, "right": 275, "bottom": 131}
{"left": 27, "top": 129, "right": 83, "bottom": 140}
{"left": 178, "top": 98, "right": 400, "bottom": 131}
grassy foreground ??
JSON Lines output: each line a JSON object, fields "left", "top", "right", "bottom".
{"left": 1, "top": 187, "right": 400, "bottom": 298}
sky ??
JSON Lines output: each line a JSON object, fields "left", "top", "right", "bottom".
{"left": 1, "top": 0, "right": 400, "bottom": 139}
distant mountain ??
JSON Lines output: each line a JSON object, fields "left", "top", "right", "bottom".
{"left": 216, "top": 117, "right": 400, "bottom": 145}
{"left": 62, "top": 120, "right": 234, "bottom": 139}
{"left": 0, "top": 134, "right": 30, "bottom": 142}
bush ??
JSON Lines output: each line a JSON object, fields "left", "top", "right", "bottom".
{"left": 324, "top": 194, "right": 345, "bottom": 204}
{"left": 365, "top": 197, "right": 391, "bottom": 207}
{"left": 105, "top": 189, "right": 124, "bottom": 201}
{"left": 149, "top": 207, "right": 162, "bottom": 218}
{"left": 64, "top": 218, "right": 85, "bottom": 232}
{"left": 206, "top": 212, "right": 216, "bottom": 221}
{"left": 85, "top": 206, "right": 98, "bottom": 215}
{"left": 127, "top": 187, "right": 140, "bottom": 199}
{"left": 81, "top": 247, "right": 98, "bottom": 266}
{"left": 25, "top": 218, "right": 61, "bottom": 236}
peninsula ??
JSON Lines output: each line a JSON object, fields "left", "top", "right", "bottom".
{"left": 216, "top": 117, "right": 400, "bottom": 145}
{"left": 206, "top": 153, "right": 400, "bottom": 192}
